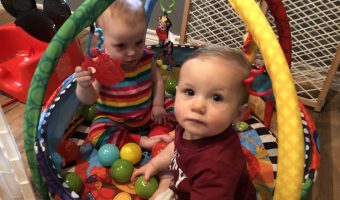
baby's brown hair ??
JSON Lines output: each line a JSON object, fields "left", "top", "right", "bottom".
{"left": 96, "top": 0, "right": 146, "bottom": 29}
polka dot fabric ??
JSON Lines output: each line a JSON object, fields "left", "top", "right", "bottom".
{"left": 229, "top": 0, "right": 304, "bottom": 199}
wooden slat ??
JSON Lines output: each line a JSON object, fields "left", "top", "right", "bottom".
{"left": 315, "top": 45, "right": 340, "bottom": 111}
{"left": 179, "top": 0, "right": 191, "bottom": 44}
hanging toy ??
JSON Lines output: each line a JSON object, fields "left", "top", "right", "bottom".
{"left": 243, "top": 63, "right": 275, "bottom": 127}
{"left": 242, "top": 32, "right": 258, "bottom": 63}
{"left": 156, "top": 14, "right": 174, "bottom": 56}
{"left": 242, "top": 31, "right": 276, "bottom": 127}
{"left": 156, "top": 15, "right": 172, "bottom": 46}
{"left": 82, "top": 25, "right": 124, "bottom": 86}
{"left": 155, "top": 0, "right": 176, "bottom": 70}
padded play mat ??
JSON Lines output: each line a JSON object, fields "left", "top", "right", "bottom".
{"left": 33, "top": 46, "right": 320, "bottom": 200}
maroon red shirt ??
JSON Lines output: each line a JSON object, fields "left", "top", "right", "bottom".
{"left": 169, "top": 125, "right": 256, "bottom": 200}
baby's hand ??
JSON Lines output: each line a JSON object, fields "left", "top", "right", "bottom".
{"left": 75, "top": 66, "right": 95, "bottom": 88}
{"left": 140, "top": 135, "right": 173, "bottom": 150}
{"left": 131, "top": 161, "right": 157, "bottom": 183}
{"left": 151, "top": 106, "right": 167, "bottom": 125}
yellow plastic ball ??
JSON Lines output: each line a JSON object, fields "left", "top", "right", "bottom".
{"left": 156, "top": 59, "right": 163, "bottom": 66}
{"left": 161, "top": 65, "right": 168, "bottom": 70}
{"left": 120, "top": 143, "right": 142, "bottom": 165}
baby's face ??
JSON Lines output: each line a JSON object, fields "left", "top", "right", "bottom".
{"left": 102, "top": 18, "right": 146, "bottom": 70}
{"left": 174, "top": 57, "right": 245, "bottom": 140}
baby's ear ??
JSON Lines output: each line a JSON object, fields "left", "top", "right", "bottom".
{"left": 233, "top": 103, "right": 249, "bottom": 123}
{"left": 239, "top": 103, "right": 249, "bottom": 117}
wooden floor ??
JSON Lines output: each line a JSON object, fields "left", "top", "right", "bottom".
{"left": 1, "top": 6, "right": 340, "bottom": 200}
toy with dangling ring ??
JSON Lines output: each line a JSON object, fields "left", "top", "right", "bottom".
{"left": 229, "top": 0, "right": 304, "bottom": 199}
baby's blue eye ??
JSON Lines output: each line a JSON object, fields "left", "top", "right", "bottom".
{"left": 184, "top": 89, "right": 195, "bottom": 96}
{"left": 212, "top": 94, "right": 223, "bottom": 102}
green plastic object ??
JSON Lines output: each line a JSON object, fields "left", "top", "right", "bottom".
{"left": 23, "top": 0, "right": 115, "bottom": 198}
{"left": 134, "top": 176, "right": 159, "bottom": 199}
{"left": 64, "top": 172, "right": 83, "bottom": 193}
{"left": 82, "top": 104, "right": 96, "bottom": 122}
{"left": 235, "top": 121, "right": 249, "bottom": 132}
{"left": 165, "top": 77, "right": 178, "bottom": 96}
{"left": 159, "top": 0, "right": 176, "bottom": 14}
{"left": 110, "top": 159, "right": 134, "bottom": 183}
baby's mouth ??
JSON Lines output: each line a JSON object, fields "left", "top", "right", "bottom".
{"left": 186, "top": 118, "right": 205, "bottom": 126}
{"left": 124, "top": 59, "right": 136, "bottom": 64}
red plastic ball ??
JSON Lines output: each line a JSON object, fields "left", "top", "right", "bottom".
{"left": 57, "top": 140, "right": 80, "bottom": 164}
{"left": 151, "top": 141, "right": 167, "bottom": 158}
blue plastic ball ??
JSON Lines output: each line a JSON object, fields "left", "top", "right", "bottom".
{"left": 98, "top": 144, "right": 120, "bottom": 167}
{"left": 51, "top": 152, "right": 63, "bottom": 172}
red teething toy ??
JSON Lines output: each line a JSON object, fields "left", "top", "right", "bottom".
{"left": 81, "top": 49, "right": 124, "bottom": 86}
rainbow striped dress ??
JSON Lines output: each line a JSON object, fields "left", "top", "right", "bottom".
{"left": 88, "top": 49, "right": 174, "bottom": 147}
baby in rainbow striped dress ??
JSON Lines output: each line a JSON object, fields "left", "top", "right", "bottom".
{"left": 75, "top": 0, "right": 176, "bottom": 150}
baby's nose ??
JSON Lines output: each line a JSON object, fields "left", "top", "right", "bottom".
{"left": 127, "top": 48, "right": 137, "bottom": 57}
{"left": 191, "top": 97, "right": 206, "bottom": 114}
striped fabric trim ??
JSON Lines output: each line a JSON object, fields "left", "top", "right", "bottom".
{"left": 301, "top": 112, "right": 312, "bottom": 181}
{"left": 245, "top": 112, "right": 316, "bottom": 185}
{"left": 245, "top": 116, "right": 278, "bottom": 180}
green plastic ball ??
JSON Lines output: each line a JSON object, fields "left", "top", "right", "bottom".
{"left": 64, "top": 172, "right": 83, "bottom": 193}
{"left": 82, "top": 104, "right": 96, "bottom": 122}
{"left": 110, "top": 159, "right": 134, "bottom": 183}
{"left": 165, "top": 78, "right": 178, "bottom": 95}
{"left": 134, "top": 176, "right": 159, "bottom": 199}
{"left": 161, "top": 64, "right": 168, "bottom": 70}
{"left": 235, "top": 121, "right": 249, "bottom": 132}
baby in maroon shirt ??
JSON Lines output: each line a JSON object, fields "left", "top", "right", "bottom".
{"left": 132, "top": 46, "right": 256, "bottom": 200}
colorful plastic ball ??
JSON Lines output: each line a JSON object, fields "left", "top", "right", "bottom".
{"left": 51, "top": 152, "right": 63, "bottom": 172}
{"left": 79, "top": 142, "right": 94, "bottom": 155}
{"left": 134, "top": 176, "right": 159, "bottom": 199}
{"left": 156, "top": 59, "right": 163, "bottom": 66}
{"left": 161, "top": 64, "right": 168, "bottom": 70}
{"left": 56, "top": 140, "right": 80, "bottom": 164}
{"left": 64, "top": 172, "right": 83, "bottom": 193}
{"left": 235, "top": 121, "right": 249, "bottom": 132}
{"left": 110, "top": 159, "right": 134, "bottom": 183}
{"left": 120, "top": 142, "right": 142, "bottom": 165}
{"left": 151, "top": 141, "right": 167, "bottom": 158}
{"left": 98, "top": 144, "right": 120, "bottom": 167}
{"left": 82, "top": 104, "right": 96, "bottom": 122}
{"left": 165, "top": 78, "right": 178, "bottom": 95}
